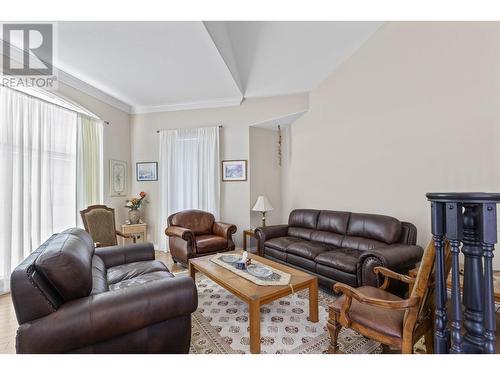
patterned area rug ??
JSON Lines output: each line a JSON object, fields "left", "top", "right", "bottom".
{"left": 186, "top": 273, "right": 383, "bottom": 354}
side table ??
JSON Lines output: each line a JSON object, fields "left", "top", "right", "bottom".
{"left": 121, "top": 223, "right": 148, "bottom": 245}
{"left": 243, "top": 229, "right": 255, "bottom": 251}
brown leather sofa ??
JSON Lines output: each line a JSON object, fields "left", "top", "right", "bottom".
{"left": 255, "top": 209, "right": 423, "bottom": 292}
{"left": 165, "top": 209, "right": 237, "bottom": 265}
{"left": 10, "top": 228, "right": 198, "bottom": 354}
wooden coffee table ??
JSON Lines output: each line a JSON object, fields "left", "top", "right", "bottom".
{"left": 189, "top": 251, "right": 319, "bottom": 354}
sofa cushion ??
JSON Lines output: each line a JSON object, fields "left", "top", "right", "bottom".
{"left": 314, "top": 248, "right": 363, "bottom": 274}
{"left": 288, "top": 209, "right": 319, "bottom": 229}
{"left": 287, "top": 254, "right": 317, "bottom": 272}
{"left": 108, "top": 270, "right": 174, "bottom": 291}
{"left": 342, "top": 236, "right": 386, "bottom": 251}
{"left": 316, "top": 264, "right": 358, "bottom": 286}
{"left": 330, "top": 286, "right": 404, "bottom": 339}
{"left": 288, "top": 227, "right": 315, "bottom": 240}
{"left": 265, "top": 236, "right": 301, "bottom": 251}
{"left": 347, "top": 213, "right": 402, "bottom": 244}
{"left": 264, "top": 247, "right": 287, "bottom": 261}
{"left": 287, "top": 241, "right": 331, "bottom": 260}
{"left": 91, "top": 256, "right": 108, "bottom": 295}
{"left": 107, "top": 260, "right": 168, "bottom": 285}
{"left": 195, "top": 235, "right": 228, "bottom": 254}
{"left": 170, "top": 210, "right": 215, "bottom": 235}
{"left": 310, "top": 230, "right": 344, "bottom": 247}
{"left": 35, "top": 233, "right": 93, "bottom": 301}
{"left": 316, "top": 210, "right": 350, "bottom": 234}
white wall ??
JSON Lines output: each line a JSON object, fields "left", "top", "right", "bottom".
{"left": 249, "top": 127, "right": 282, "bottom": 229}
{"left": 130, "top": 94, "right": 308, "bottom": 248}
{"left": 57, "top": 82, "right": 132, "bottom": 226}
{"left": 281, "top": 22, "right": 500, "bottom": 269}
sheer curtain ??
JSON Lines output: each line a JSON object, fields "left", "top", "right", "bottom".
{"left": 0, "top": 86, "right": 102, "bottom": 294}
{"left": 158, "top": 126, "right": 220, "bottom": 250}
{"left": 76, "top": 113, "right": 103, "bottom": 225}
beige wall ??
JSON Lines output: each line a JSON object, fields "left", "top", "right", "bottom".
{"left": 130, "top": 94, "right": 308, "bottom": 248}
{"left": 281, "top": 22, "right": 500, "bottom": 268}
{"left": 57, "top": 82, "right": 132, "bottom": 226}
{"left": 249, "top": 127, "right": 282, "bottom": 232}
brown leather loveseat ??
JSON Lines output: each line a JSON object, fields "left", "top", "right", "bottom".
{"left": 10, "top": 228, "right": 197, "bottom": 354}
{"left": 255, "top": 209, "right": 423, "bottom": 291}
{"left": 165, "top": 209, "right": 237, "bottom": 265}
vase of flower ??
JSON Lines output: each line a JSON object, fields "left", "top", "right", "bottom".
{"left": 128, "top": 209, "right": 141, "bottom": 224}
{"left": 125, "top": 192, "right": 148, "bottom": 224}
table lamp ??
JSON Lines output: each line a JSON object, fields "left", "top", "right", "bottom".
{"left": 252, "top": 195, "right": 273, "bottom": 227}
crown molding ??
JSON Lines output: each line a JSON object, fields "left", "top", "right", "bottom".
{"left": 130, "top": 96, "right": 243, "bottom": 114}
{"left": 57, "top": 70, "right": 132, "bottom": 113}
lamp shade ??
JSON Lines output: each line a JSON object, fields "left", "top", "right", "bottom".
{"left": 252, "top": 195, "right": 273, "bottom": 212}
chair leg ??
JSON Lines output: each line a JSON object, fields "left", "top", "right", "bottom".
{"left": 401, "top": 336, "right": 414, "bottom": 354}
{"left": 424, "top": 330, "right": 434, "bottom": 354}
{"left": 327, "top": 309, "right": 341, "bottom": 354}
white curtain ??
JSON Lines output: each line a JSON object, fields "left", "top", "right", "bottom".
{"left": 0, "top": 86, "right": 102, "bottom": 294}
{"left": 158, "top": 126, "right": 220, "bottom": 250}
{"left": 76, "top": 114, "right": 103, "bottom": 225}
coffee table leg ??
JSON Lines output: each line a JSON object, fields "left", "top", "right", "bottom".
{"left": 309, "top": 279, "right": 319, "bottom": 322}
{"left": 249, "top": 299, "right": 261, "bottom": 354}
{"left": 189, "top": 262, "right": 196, "bottom": 281}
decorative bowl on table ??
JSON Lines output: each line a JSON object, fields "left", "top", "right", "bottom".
{"left": 246, "top": 264, "right": 273, "bottom": 278}
{"left": 220, "top": 254, "right": 241, "bottom": 263}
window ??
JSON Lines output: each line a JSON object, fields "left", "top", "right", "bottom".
{"left": 0, "top": 86, "right": 103, "bottom": 293}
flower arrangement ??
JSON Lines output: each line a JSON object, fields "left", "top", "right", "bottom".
{"left": 125, "top": 191, "right": 148, "bottom": 210}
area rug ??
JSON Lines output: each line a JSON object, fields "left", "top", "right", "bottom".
{"left": 185, "top": 273, "right": 383, "bottom": 354}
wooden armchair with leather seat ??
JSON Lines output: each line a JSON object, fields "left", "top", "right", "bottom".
{"left": 80, "top": 205, "right": 136, "bottom": 247}
{"left": 327, "top": 240, "right": 451, "bottom": 354}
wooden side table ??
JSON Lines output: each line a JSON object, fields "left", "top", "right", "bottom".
{"left": 121, "top": 223, "right": 147, "bottom": 244}
{"left": 243, "top": 229, "right": 255, "bottom": 251}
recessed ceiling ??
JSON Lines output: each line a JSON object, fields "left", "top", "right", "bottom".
{"left": 42, "top": 21, "right": 381, "bottom": 113}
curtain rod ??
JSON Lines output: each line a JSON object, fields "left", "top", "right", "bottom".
{"left": 1, "top": 84, "right": 107, "bottom": 123}
{"left": 156, "top": 125, "right": 223, "bottom": 134}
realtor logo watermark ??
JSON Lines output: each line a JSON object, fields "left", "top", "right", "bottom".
{"left": 1, "top": 23, "right": 57, "bottom": 88}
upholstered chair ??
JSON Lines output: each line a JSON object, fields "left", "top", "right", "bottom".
{"left": 80, "top": 205, "right": 136, "bottom": 247}
{"left": 165, "top": 209, "right": 237, "bottom": 265}
{"left": 327, "top": 241, "right": 451, "bottom": 354}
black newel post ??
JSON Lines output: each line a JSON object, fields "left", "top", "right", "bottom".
{"left": 426, "top": 193, "right": 498, "bottom": 354}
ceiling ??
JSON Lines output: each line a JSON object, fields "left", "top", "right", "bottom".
{"left": 50, "top": 21, "right": 382, "bottom": 113}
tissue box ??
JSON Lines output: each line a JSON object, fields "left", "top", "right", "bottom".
{"left": 235, "top": 261, "right": 246, "bottom": 270}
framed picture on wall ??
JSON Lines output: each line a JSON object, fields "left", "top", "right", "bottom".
{"left": 109, "top": 159, "right": 128, "bottom": 196}
{"left": 222, "top": 160, "right": 247, "bottom": 181}
{"left": 136, "top": 162, "right": 158, "bottom": 181}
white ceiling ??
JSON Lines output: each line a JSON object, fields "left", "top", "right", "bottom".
{"left": 49, "top": 21, "right": 382, "bottom": 113}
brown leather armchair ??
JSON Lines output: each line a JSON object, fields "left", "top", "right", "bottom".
{"left": 10, "top": 228, "right": 197, "bottom": 353}
{"left": 165, "top": 209, "right": 237, "bottom": 265}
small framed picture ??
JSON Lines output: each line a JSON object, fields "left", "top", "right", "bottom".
{"left": 222, "top": 160, "right": 247, "bottom": 181}
{"left": 109, "top": 159, "right": 128, "bottom": 196}
{"left": 136, "top": 162, "right": 158, "bottom": 181}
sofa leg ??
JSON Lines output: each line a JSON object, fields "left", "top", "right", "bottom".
{"left": 327, "top": 308, "right": 340, "bottom": 354}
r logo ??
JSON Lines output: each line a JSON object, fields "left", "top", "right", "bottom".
{"left": 2, "top": 23, "right": 53, "bottom": 76}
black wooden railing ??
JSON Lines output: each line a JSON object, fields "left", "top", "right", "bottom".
{"left": 427, "top": 192, "right": 498, "bottom": 354}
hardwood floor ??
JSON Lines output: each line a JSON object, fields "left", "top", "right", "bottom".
{"left": 0, "top": 250, "right": 499, "bottom": 354}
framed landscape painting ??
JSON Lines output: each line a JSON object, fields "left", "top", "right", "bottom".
{"left": 136, "top": 162, "right": 158, "bottom": 181}
{"left": 222, "top": 160, "right": 247, "bottom": 181}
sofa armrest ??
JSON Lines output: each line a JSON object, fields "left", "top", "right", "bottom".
{"left": 95, "top": 242, "right": 155, "bottom": 268}
{"left": 165, "top": 226, "right": 195, "bottom": 244}
{"left": 16, "top": 276, "right": 198, "bottom": 353}
{"left": 254, "top": 225, "right": 289, "bottom": 256}
{"left": 358, "top": 244, "right": 424, "bottom": 288}
{"left": 212, "top": 222, "right": 237, "bottom": 240}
